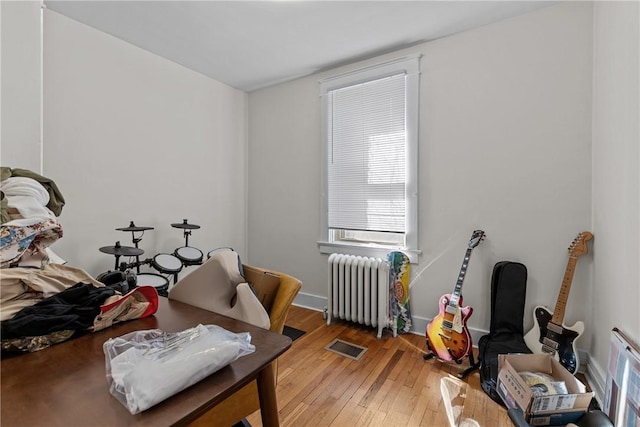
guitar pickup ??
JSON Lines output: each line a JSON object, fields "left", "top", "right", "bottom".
{"left": 542, "top": 337, "right": 559, "bottom": 350}
{"left": 445, "top": 305, "right": 458, "bottom": 315}
{"left": 546, "top": 323, "right": 563, "bottom": 334}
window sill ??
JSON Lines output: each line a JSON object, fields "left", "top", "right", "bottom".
{"left": 317, "top": 241, "right": 421, "bottom": 264}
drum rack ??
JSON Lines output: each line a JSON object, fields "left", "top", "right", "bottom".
{"left": 98, "top": 219, "right": 204, "bottom": 296}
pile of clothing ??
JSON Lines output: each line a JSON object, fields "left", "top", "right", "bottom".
{"left": 1, "top": 167, "right": 158, "bottom": 352}
{"left": 1, "top": 167, "right": 65, "bottom": 268}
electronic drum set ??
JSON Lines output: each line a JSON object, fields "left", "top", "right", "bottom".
{"left": 98, "top": 219, "right": 208, "bottom": 296}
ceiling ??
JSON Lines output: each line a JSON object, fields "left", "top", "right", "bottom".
{"left": 44, "top": 1, "right": 555, "bottom": 92}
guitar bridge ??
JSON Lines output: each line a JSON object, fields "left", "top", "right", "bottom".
{"left": 439, "top": 333, "right": 451, "bottom": 341}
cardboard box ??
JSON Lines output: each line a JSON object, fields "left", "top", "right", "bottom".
{"left": 497, "top": 353, "right": 594, "bottom": 426}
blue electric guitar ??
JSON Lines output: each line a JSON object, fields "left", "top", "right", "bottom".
{"left": 524, "top": 231, "right": 593, "bottom": 374}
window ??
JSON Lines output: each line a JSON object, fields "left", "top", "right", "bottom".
{"left": 319, "top": 56, "right": 420, "bottom": 263}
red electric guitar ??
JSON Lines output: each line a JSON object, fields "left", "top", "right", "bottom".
{"left": 426, "top": 230, "right": 485, "bottom": 362}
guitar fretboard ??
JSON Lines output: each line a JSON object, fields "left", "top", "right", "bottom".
{"left": 448, "top": 247, "right": 473, "bottom": 308}
{"left": 552, "top": 255, "right": 578, "bottom": 325}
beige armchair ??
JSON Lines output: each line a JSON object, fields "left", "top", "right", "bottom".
{"left": 185, "top": 263, "right": 302, "bottom": 427}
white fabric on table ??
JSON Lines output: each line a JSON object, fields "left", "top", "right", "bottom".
{"left": 104, "top": 324, "right": 255, "bottom": 414}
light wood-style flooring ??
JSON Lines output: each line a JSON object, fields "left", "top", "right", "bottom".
{"left": 246, "top": 305, "right": 514, "bottom": 427}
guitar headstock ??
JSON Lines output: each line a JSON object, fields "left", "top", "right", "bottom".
{"left": 468, "top": 230, "right": 486, "bottom": 249}
{"left": 569, "top": 231, "right": 593, "bottom": 257}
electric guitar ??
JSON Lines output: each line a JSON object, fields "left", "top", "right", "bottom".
{"left": 426, "top": 230, "right": 485, "bottom": 362}
{"left": 523, "top": 231, "right": 593, "bottom": 374}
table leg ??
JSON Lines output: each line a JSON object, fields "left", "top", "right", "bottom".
{"left": 256, "top": 363, "right": 279, "bottom": 427}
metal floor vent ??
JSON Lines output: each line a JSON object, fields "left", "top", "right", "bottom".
{"left": 325, "top": 339, "right": 368, "bottom": 361}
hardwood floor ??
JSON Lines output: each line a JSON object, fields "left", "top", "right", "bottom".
{"left": 245, "top": 305, "right": 514, "bottom": 427}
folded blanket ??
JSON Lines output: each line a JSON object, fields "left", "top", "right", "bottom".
{"left": 0, "top": 167, "right": 65, "bottom": 216}
{"left": 0, "top": 219, "right": 63, "bottom": 267}
{"left": 1, "top": 177, "right": 55, "bottom": 224}
{"left": 0, "top": 177, "right": 63, "bottom": 266}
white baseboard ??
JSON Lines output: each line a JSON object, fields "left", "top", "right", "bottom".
{"left": 292, "top": 291, "right": 326, "bottom": 312}
{"left": 292, "top": 291, "right": 489, "bottom": 342}
{"left": 410, "top": 314, "right": 488, "bottom": 347}
{"left": 584, "top": 353, "right": 607, "bottom": 407}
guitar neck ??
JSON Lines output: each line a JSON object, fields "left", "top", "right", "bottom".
{"left": 448, "top": 247, "right": 473, "bottom": 308}
{"left": 551, "top": 255, "right": 578, "bottom": 325}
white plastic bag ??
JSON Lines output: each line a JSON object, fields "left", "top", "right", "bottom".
{"left": 103, "top": 324, "right": 255, "bottom": 414}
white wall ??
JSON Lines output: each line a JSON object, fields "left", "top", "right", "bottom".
{"left": 249, "top": 2, "right": 594, "bottom": 349}
{"left": 4, "top": 1, "right": 637, "bottom": 396}
{"left": 1, "top": 1, "right": 42, "bottom": 172}
{"left": 42, "top": 10, "right": 248, "bottom": 277}
{"left": 589, "top": 1, "right": 640, "bottom": 395}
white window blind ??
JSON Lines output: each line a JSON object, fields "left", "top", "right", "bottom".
{"left": 319, "top": 55, "right": 420, "bottom": 262}
{"left": 327, "top": 73, "right": 407, "bottom": 233}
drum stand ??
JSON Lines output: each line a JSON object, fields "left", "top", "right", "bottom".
{"left": 423, "top": 337, "right": 479, "bottom": 379}
{"left": 171, "top": 219, "right": 203, "bottom": 270}
{"left": 131, "top": 237, "right": 142, "bottom": 273}
{"left": 183, "top": 228, "right": 192, "bottom": 247}
{"left": 100, "top": 220, "right": 201, "bottom": 293}
{"left": 172, "top": 218, "right": 200, "bottom": 248}
{"left": 115, "top": 221, "right": 155, "bottom": 274}
{"left": 99, "top": 241, "right": 144, "bottom": 272}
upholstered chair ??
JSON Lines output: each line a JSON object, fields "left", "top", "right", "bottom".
{"left": 173, "top": 261, "right": 302, "bottom": 427}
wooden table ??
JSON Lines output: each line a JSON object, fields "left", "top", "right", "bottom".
{"left": 1, "top": 297, "right": 292, "bottom": 427}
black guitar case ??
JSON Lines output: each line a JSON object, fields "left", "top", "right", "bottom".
{"left": 478, "top": 261, "right": 532, "bottom": 405}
